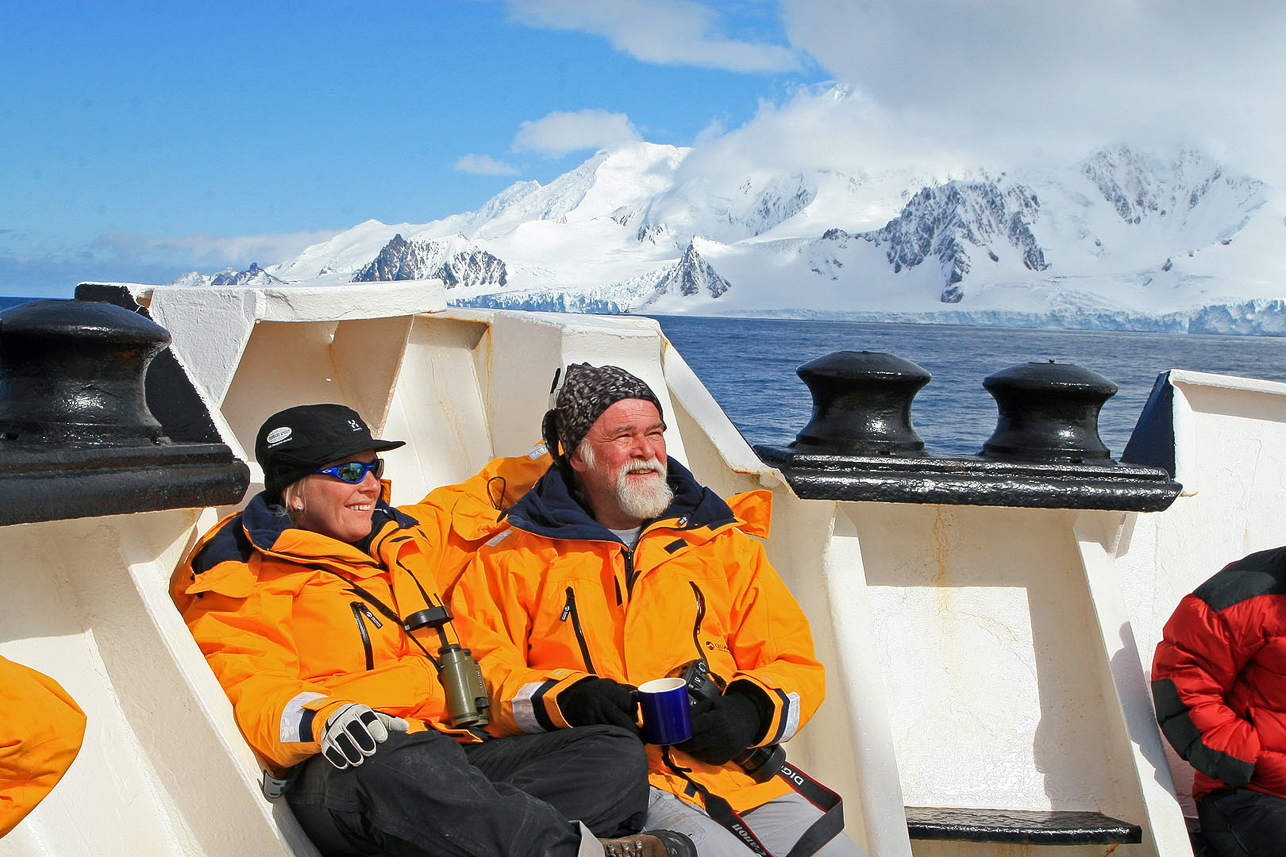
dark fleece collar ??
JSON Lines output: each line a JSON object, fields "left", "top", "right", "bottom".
{"left": 506, "top": 457, "right": 736, "bottom": 543}
{"left": 193, "top": 491, "right": 418, "bottom": 574}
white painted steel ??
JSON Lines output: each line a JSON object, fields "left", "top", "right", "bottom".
{"left": 0, "top": 511, "right": 317, "bottom": 856}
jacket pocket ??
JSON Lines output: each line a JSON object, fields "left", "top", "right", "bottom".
{"left": 350, "top": 601, "right": 380, "bottom": 671}
{"left": 561, "top": 587, "right": 598, "bottom": 675}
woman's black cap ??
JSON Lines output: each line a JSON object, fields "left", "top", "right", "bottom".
{"left": 255, "top": 404, "right": 404, "bottom": 502}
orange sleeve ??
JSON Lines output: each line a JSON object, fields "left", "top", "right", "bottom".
{"left": 0, "top": 656, "right": 86, "bottom": 836}
{"left": 400, "top": 445, "right": 552, "bottom": 597}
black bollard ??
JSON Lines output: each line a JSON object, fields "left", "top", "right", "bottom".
{"left": 0, "top": 299, "right": 169, "bottom": 446}
{"left": 0, "top": 298, "right": 249, "bottom": 525}
{"left": 793, "top": 351, "right": 931, "bottom": 455}
{"left": 755, "top": 350, "right": 1180, "bottom": 512}
{"left": 980, "top": 361, "right": 1117, "bottom": 462}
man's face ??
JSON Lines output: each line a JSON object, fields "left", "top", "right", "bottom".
{"left": 570, "top": 399, "right": 671, "bottom": 529}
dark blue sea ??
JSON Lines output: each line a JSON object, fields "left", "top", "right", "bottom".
{"left": 651, "top": 316, "right": 1286, "bottom": 458}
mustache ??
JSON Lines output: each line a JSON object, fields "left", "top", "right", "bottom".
{"left": 621, "top": 458, "right": 665, "bottom": 476}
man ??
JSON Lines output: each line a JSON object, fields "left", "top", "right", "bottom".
{"left": 457, "top": 364, "right": 864, "bottom": 857}
{"left": 171, "top": 404, "right": 694, "bottom": 857}
{"left": 1153, "top": 546, "right": 1286, "bottom": 857}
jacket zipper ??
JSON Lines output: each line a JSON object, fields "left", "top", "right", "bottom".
{"left": 624, "top": 547, "right": 638, "bottom": 595}
{"left": 350, "top": 601, "right": 381, "bottom": 671}
{"left": 561, "top": 587, "right": 598, "bottom": 675}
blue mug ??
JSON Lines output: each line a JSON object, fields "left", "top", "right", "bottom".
{"left": 635, "top": 677, "right": 693, "bottom": 745}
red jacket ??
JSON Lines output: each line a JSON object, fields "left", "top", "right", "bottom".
{"left": 1152, "top": 546, "right": 1286, "bottom": 800}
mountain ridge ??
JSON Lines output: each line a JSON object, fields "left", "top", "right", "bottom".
{"left": 171, "top": 142, "right": 1286, "bottom": 334}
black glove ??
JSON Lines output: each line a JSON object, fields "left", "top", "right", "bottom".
{"left": 558, "top": 677, "right": 641, "bottom": 736}
{"left": 677, "top": 688, "right": 766, "bottom": 766}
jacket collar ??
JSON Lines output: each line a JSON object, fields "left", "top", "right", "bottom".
{"left": 507, "top": 457, "right": 737, "bottom": 543}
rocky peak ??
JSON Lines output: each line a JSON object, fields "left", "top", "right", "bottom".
{"left": 655, "top": 241, "right": 731, "bottom": 299}
{"left": 207, "top": 262, "right": 282, "bottom": 287}
{"left": 869, "top": 180, "right": 1047, "bottom": 303}
{"left": 353, "top": 234, "right": 507, "bottom": 288}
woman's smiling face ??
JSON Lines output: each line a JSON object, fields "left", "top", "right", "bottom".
{"left": 292, "top": 450, "right": 380, "bottom": 543}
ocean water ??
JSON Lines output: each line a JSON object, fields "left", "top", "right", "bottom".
{"left": 652, "top": 315, "right": 1286, "bottom": 458}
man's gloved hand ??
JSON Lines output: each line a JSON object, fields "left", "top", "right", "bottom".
{"left": 677, "top": 690, "right": 764, "bottom": 766}
{"left": 319, "top": 703, "right": 409, "bottom": 770}
{"left": 558, "top": 677, "right": 641, "bottom": 736}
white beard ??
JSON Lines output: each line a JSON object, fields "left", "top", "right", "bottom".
{"left": 580, "top": 445, "right": 674, "bottom": 520}
{"left": 615, "top": 458, "right": 674, "bottom": 521}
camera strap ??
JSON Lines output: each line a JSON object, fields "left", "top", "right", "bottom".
{"left": 661, "top": 747, "right": 844, "bottom": 857}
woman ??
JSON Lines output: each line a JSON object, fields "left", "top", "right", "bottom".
{"left": 170, "top": 404, "right": 693, "bottom": 857}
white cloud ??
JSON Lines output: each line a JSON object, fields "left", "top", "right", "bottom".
{"left": 454, "top": 154, "right": 521, "bottom": 175}
{"left": 512, "top": 109, "right": 643, "bottom": 157}
{"left": 92, "top": 229, "right": 343, "bottom": 267}
{"left": 506, "top": 0, "right": 801, "bottom": 73}
{"left": 779, "top": 0, "right": 1286, "bottom": 182}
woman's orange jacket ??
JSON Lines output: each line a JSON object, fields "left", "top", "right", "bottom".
{"left": 0, "top": 656, "right": 86, "bottom": 836}
{"left": 170, "top": 451, "right": 549, "bottom": 776}
{"left": 455, "top": 459, "right": 825, "bottom": 813}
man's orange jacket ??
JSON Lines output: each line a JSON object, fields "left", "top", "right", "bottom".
{"left": 0, "top": 656, "right": 86, "bottom": 836}
{"left": 170, "top": 451, "right": 549, "bottom": 776}
{"left": 455, "top": 458, "right": 825, "bottom": 813}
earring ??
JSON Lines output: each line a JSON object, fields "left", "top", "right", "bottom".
{"left": 293, "top": 501, "right": 304, "bottom": 511}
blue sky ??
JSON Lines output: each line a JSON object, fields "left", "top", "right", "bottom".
{"left": 4, "top": 1, "right": 1283, "bottom": 298}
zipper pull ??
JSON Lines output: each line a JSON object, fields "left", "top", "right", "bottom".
{"left": 360, "top": 604, "right": 383, "bottom": 628}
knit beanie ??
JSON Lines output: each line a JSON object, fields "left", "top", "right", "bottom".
{"left": 540, "top": 364, "right": 663, "bottom": 464}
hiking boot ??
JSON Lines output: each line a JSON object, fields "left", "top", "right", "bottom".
{"left": 599, "top": 828, "right": 696, "bottom": 857}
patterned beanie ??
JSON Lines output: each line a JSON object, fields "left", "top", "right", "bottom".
{"left": 540, "top": 363, "right": 664, "bottom": 463}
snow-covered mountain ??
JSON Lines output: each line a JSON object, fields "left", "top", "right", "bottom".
{"left": 173, "top": 142, "right": 1286, "bottom": 333}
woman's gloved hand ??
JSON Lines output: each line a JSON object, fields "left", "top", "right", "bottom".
{"left": 558, "top": 677, "right": 641, "bottom": 737}
{"left": 320, "top": 703, "right": 409, "bottom": 769}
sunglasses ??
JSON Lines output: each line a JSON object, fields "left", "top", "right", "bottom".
{"left": 313, "top": 458, "right": 385, "bottom": 484}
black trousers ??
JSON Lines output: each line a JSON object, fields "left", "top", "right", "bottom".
{"left": 1197, "top": 787, "right": 1286, "bottom": 857}
{"left": 286, "top": 725, "right": 649, "bottom": 857}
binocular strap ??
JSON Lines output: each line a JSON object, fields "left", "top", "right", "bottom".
{"left": 660, "top": 747, "right": 844, "bottom": 857}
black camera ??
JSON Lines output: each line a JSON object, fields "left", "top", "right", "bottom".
{"left": 678, "top": 659, "right": 785, "bottom": 783}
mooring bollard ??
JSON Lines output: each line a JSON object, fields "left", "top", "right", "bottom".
{"left": 754, "top": 350, "right": 1180, "bottom": 511}
{"left": 792, "top": 351, "right": 931, "bottom": 455}
{"left": 0, "top": 299, "right": 170, "bottom": 446}
{"left": 0, "top": 298, "right": 249, "bottom": 524}
{"left": 980, "top": 361, "right": 1117, "bottom": 462}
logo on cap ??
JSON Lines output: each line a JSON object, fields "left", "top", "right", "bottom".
{"left": 266, "top": 427, "right": 293, "bottom": 446}
{"left": 348, "top": 419, "right": 362, "bottom": 432}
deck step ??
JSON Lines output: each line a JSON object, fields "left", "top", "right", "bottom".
{"left": 905, "top": 807, "right": 1143, "bottom": 845}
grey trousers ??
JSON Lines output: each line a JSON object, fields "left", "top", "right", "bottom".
{"left": 644, "top": 786, "right": 867, "bottom": 857}
{"left": 287, "top": 725, "right": 650, "bottom": 857}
